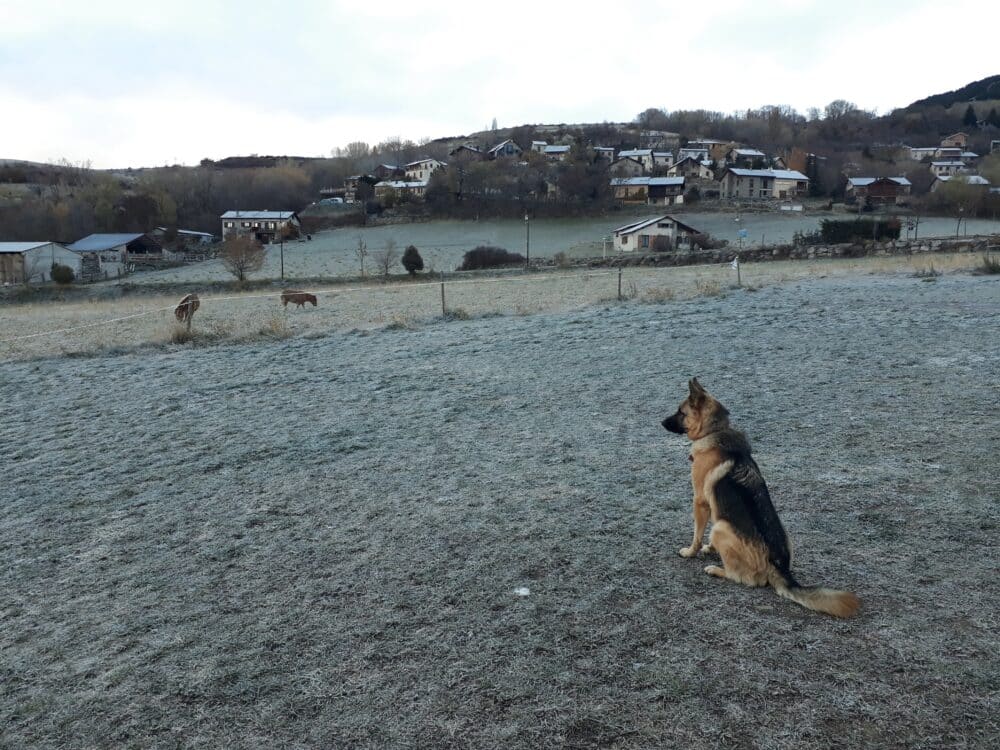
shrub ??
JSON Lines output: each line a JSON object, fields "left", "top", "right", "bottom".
{"left": 401, "top": 245, "right": 424, "bottom": 275}
{"left": 690, "top": 233, "right": 726, "bottom": 250}
{"left": 819, "top": 218, "right": 901, "bottom": 243}
{"left": 220, "top": 235, "right": 266, "bottom": 282}
{"left": 50, "top": 263, "right": 75, "bottom": 284}
{"left": 458, "top": 246, "right": 526, "bottom": 271}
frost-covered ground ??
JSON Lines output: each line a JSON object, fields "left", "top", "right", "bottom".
{"left": 2, "top": 272, "right": 999, "bottom": 748}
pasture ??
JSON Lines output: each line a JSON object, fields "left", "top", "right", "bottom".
{"left": 2, "top": 266, "right": 998, "bottom": 748}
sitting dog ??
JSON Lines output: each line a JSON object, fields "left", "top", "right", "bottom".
{"left": 662, "top": 378, "right": 859, "bottom": 617}
{"left": 280, "top": 290, "right": 317, "bottom": 308}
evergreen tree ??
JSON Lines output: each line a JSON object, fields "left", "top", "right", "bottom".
{"left": 986, "top": 107, "right": 1000, "bottom": 128}
{"left": 962, "top": 104, "right": 978, "bottom": 128}
{"left": 401, "top": 245, "right": 424, "bottom": 276}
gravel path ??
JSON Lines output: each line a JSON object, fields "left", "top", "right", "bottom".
{"left": 2, "top": 273, "right": 998, "bottom": 748}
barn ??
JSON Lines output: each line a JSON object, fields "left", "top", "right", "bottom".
{"left": 0, "top": 241, "right": 81, "bottom": 285}
{"left": 66, "top": 233, "right": 161, "bottom": 279}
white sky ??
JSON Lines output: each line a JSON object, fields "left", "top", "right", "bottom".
{"left": 1, "top": 0, "right": 997, "bottom": 168}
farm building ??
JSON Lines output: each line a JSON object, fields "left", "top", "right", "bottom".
{"left": 152, "top": 227, "right": 215, "bottom": 245}
{"left": 612, "top": 214, "right": 701, "bottom": 252}
{"left": 67, "top": 233, "right": 160, "bottom": 278}
{"left": 931, "top": 174, "right": 991, "bottom": 192}
{"left": 0, "top": 241, "right": 81, "bottom": 285}
{"left": 220, "top": 211, "right": 299, "bottom": 244}
{"left": 487, "top": 140, "right": 522, "bottom": 160}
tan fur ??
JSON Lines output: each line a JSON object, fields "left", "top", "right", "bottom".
{"left": 667, "top": 378, "right": 860, "bottom": 618}
{"left": 174, "top": 293, "right": 200, "bottom": 322}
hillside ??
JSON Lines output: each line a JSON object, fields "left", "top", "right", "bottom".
{"left": 906, "top": 74, "right": 1000, "bottom": 109}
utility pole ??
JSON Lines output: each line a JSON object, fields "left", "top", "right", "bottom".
{"left": 280, "top": 232, "right": 285, "bottom": 280}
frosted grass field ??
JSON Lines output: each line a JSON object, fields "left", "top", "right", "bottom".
{"left": 2, "top": 266, "right": 998, "bottom": 748}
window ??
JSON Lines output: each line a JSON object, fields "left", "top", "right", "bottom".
{"left": 224, "top": 221, "right": 233, "bottom": 228}
{"left": 622, "top": 235, "right": 629, "bottom": 245}
{"left": 242, "top": 221, "right": 251, "bottom": 228}
{"left": 641, "top": 235, "right": 649, "bottom": 248}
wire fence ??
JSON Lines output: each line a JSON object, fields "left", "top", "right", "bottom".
{"left": 1, "top": 249, "right": 983, "bottom": 361}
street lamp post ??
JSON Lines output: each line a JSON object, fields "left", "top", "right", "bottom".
{"left": 524, "top": 213, "right": 530, "bottom": 267}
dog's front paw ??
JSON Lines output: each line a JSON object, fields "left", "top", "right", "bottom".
{"left": 700, "top": 544, "right": 715, "bottom": 555}
{"left": 679, "top": 545, "right": 700, "bottom": 558}
{"left": 704, "top": 565, "right": 725, "bottom": 578}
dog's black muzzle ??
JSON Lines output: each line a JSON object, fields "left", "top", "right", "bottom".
{"left": 662, "top": 413, "right": 685, "bottom": 434}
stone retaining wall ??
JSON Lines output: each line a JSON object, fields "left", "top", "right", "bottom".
{"left": 579, "top": 235, "right": 1000, "bottom": 268}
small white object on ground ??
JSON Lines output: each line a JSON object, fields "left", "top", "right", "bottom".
{"left": 513, "top": 587, "right": 530, "bottom": 597}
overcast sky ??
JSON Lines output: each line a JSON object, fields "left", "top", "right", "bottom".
{"left": 1, "top": 0, "right": 997, "bottom": 168}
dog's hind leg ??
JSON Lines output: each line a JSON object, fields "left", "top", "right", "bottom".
{"left": 703, "top": 522, "right": 770, "bottom": 587}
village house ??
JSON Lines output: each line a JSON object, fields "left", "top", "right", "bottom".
{"left": 909, "top": 146, "right": 939, "bottom": 161}
{"left": 487, "top": 139, "right": 523, "bottom": 160}
{"left": 543, "top": 145, "right": 571, "bottom": 162}
{"left": 718, "top": 168, "right": 809, "bottom": 200}
{"left": 668, "top": 156, "right": 715, "bottom": 181}
{"left": 617, "top": 149, "right": 654, "bottom": 172}
{"left": 611, "top": 177, "right": 686, "bottom": 206}
{"left": 687, "top": 139, "right": 731, "bottom": 162}
{"left": 929, "top": 161, "right": 967, "bottom": 177}
{"left": 678, "top": 147, "right": 710, "bottom": 163}
{"left": 652, "top": 151, "right": 674, "bottom": 170}
{"left": 931, "top": 174, "right": 991, "bottom": 192}
{"left": 448, "top": 144, "right": 484, "bottom": 160}
{"left": 612, "top": 214, "right": 701, "bottom": 252}
{"left": 531, "top": 140, "right": 548, "bottom": 153}
{"left": 404, "top": 158, "right": 446, "bottom": 181}
{"left": 593, "top": 146, "right": 615, "bottom": 161}
{"left": 609, "top": 157, "right": 645, "bottom": 178}
{"left": 374, "top": 164, "right": 404, "bottom": 180}
{"left": 0, "top": 241, "right": 82, "bottom": 285}
{"left": 342, "top": 174, "right": 378, "bottom": 203}
{"left": 992, "top": 140, "right": 1000, "bottom": 154}
{"left": 725, "top": 148, "right": 767, "bottom": 168}
{"left": 220, "top": 211, "right": 299, "bottom": 244}
{"left": 374, "top": 180, "right": 428, "bottom": 201}
{"left": 845, "top": 177, "right": 912, "bottom": 205}
{"left": 940, "top": 132, "right": 969, "bottom": 149}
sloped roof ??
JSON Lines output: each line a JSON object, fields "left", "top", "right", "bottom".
{"left": 848, "top": 177, "right": 912, "bottom": 187}
{"left": 220, "top": 211, "right": 296, "bottom": 220}
{"left": 611, "top": 177, "right": 685, "bottom": 187}
{"left": 67, "top": 233, "right": 146, "bottom": 252}
{"left": 613, "top": 214, "right": 700, "bottom": 236}
{"left": 0, "top": 241, "right": 56, "bottom": 254}
{"left": 725, "top": 168, "right": 808, "bottom": 180}
{"left": 374, "top": 180, "right": 428, "bottom": 189}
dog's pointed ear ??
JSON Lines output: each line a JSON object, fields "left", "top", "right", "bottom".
{"left": 688, "top": 377, "right": 706, "bottom": 405}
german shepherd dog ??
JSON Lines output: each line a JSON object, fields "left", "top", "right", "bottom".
{"left": 663, "top": 378, "right": 859, "bottom": 617}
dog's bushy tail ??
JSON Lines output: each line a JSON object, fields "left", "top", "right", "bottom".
{"left": 769, "top": 568, "right": 859, "bottom": 618}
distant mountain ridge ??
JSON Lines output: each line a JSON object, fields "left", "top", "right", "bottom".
{"left": 906, "top": 75, "right": 1000, "bottom": 109}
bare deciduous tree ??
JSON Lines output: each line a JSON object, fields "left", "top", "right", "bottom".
{"left": 221, "top": 235, "right": 266, "bottom": 282}
{"left": 372, "top": 239, "right": 399, "bottom": 278}
{"left": 356, "top": 236, "right": 368, "bottom": 277}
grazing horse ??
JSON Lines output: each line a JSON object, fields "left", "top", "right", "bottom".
{"left": 281, "top": 289, "right": 318, "bottom": 308}
{"left": 174, "top": 293, "right": 200, "bottom": 323}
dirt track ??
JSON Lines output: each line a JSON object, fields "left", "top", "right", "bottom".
{"left": 2, "top": 272, "right": 998, "bottom": 748}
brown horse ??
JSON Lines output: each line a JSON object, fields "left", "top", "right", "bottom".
{"left": 281, "top": 290, "right": 317, "bottom": 308}
{"left": 174, "top": 293, "right": 200, "bottom": 323}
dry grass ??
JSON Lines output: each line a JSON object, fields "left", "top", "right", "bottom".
{"left": 0, "top": 251, "right": 989, "bottom": 362}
